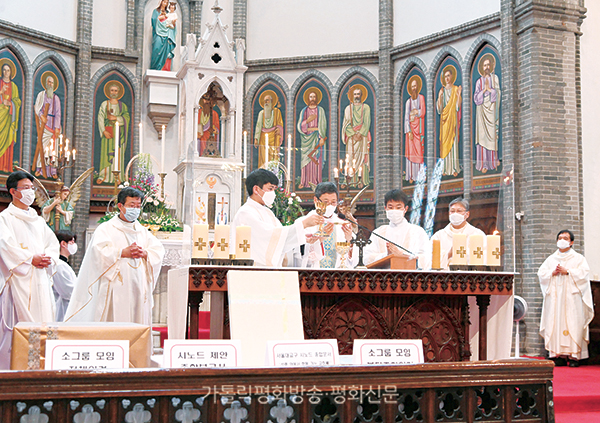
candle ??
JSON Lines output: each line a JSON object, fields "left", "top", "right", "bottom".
{"left": 333, "top": 168, "right": 339, "bottom": 178}
{"left": 235, "top": 225, "right": 252, "bottom": 259}
{"left": 468, "top": 234, "right": 485, "bottom": 266}
{"left": 73, "top": 149, "right": 76, "bottom": 161}
{"left": 65, "top": 138, "right": 69, "bottom": 151}
{"left": 58, "top": 134, "right": 62, "bottom": 156}
{"left": 139, "top": 122, "right": 143, "bottom": 154}
{"left": 432, "top": 239, "right": 441, "bottom": 269}
{"left": 486, "top": 234, "right": 501, "bottom": 266}
{"left": 451, "top": 234, "right": 468, "bottom": 265}
{"left": 243, "top": 131, "right": 248, "bottom": 178}
{"left": 264, "top": 133, "right": 269, "bottom": 166}
{"left": 65, "top": 150, "right": 70, "bottom": 162}
{"left": 213, "top": 224, "right": 230, "bottom": 259}
{"left": 161, "top": 125, "right": 166, "bottom": 173}
{"left": 339, "top": 159, "right": 343, "bottom": 169}
{"left": 192, "top": 224, "right": 209, "bottom": 259}
{"left": 358, "top": 166, "right": 363, "bottom": 178}
{"left": 286, "top": 134, "right": 292, "bottom": 180}
{"left": 114, "top": 122, "right": 120, "bottom": 171}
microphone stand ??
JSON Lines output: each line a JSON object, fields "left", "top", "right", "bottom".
{"left": 339, "top": 213, "right": 415, "bottom": 268}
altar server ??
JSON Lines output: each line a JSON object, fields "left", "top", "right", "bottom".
{"left": 363, "top": 189, "right": 431, "bottom": 269}
{"left": 0, "top": 171, "right": 59, "bottom": 369}
{"left": 430, "top": 197, "right": 513, "bottom": 360}
{"left": 53, "top": 230, "right": 78, "bottom": 321}
{"left": 302, "top": 182, "right": 356, "bottom": 268}
{"left": 230, "top": 169, "right": 322, "bottom": 267}
{"left": 538, "top": 229, "right": 594, "bottom": 366}
{"left": 65, "top": 187, "right": 165, "bottom": 325}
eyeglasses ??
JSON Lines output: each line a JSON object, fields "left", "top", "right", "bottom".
{"left": 16, "top": 186, "right": 36, "bottom": 191}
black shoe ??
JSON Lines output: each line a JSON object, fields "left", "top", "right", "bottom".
{"left": 567, "top": 359, "right": 579, "bottom": 367}
{"left": 551, "top": 357, "right": 567, "bottom": 366}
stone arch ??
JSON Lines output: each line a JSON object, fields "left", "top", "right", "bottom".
{"left": 333, "top": 66, "right": 379, "bottom": 103}
{"left": 428, "top": 46, "right": 464, "bottom": 85}
{"left": 244, "top": 72, "right": 290, "bottom": 133}
{"left": 137, "top": 0, "right": 191, "bottom": 52}
{"left": 463, "top": 33, "right": 501, "bottom": 71}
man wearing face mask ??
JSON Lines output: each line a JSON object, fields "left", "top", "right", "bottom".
{"left": 0, "top": 170, "right": 59, "bottom": 369}
{"left": 538, "top": 230, "right": 594, "bottom": 367}
{"left": 363, "top": 189, "right": 431, "bottom": 269}
{"left": 430, "top": 198, "right": 485, "bottom": 270}
{"left": 430, "top": 197, "right": 513, "bottom": 361}
{"left": 230, "top": 169, "right": 323, "bottom": 267}
{"left": 302, "top": 182, "right": 356, "bottom": 268}
{"left": 52, "top": 230, "right": 78, "bottom": 321}
{"left": 65, "top": 187, "right": 165, "bottom": 325}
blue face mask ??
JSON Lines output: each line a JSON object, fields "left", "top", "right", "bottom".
{"left": 124, "top": 207, "right": 141, "bottom": 222}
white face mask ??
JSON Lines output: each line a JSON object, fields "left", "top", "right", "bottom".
{"left": 262, "top": 190, "right": 276, "bottom": 208}
{"left": 557, "top": 239, "right": 571, "bottom": 250}
{"left": 386, "top": 209, "right": 405, "bottom": 225}
{"left": 67, "top": 242, "right": 78, "bottom": 255}
{"left": 19, "top": 188, "right": 35, "bottom": 206}
{"left": 449, "top": 213, "right": 466, "bottom": 226}
{"left": 324, "top": 204, "right": 337, "bottom": 218}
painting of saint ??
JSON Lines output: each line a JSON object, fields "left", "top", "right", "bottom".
{"left": 150, "top": 0, "right": 177, "bottom": 71}
{"left": 403, "top": 71, "right": 426, "bottom": 183}
{"left": 197, "top": 95, "right": 220, "bottom": 157}
{"left": 93, "top": 75, "right": 133, "bottom": 185}
{"left": 0, "top": 55, "right": 22, "bottom": 174}
{"left": 31, "top": 66, "right": 66, "bottom": 179}
{"left": 340, "top": 80, "right": 374, "bottom": 188}
{"left": 252, "top": 85, "right": 285, "bottom": 169}
{"left": 435, "top": 59, "right": 462, "bottom": 177}
{"left": 473, "top": 49, "right": 501, "bottom": 174}
{"left": 296, "top": 84, "right": 328, "bottom": 189}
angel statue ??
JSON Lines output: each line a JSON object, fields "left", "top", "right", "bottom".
{"left": 16, "top": 166, "right": 94, "bottom": 231}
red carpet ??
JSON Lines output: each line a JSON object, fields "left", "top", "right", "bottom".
{"left": 553, "top": 364, "right": 600, "bottom": 423}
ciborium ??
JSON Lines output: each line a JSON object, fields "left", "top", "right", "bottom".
{"left": 335, "top": 242, "right": 352, "bottom": 269}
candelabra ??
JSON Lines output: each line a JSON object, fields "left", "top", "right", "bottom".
{"left": 158, "top": 172, "right": 166, "bottom": 200}
{"left": 43, "top": 135, "right": 76, "bottom": 182}
{"left": 112, "top": 170, "right": 121, "bottom": 196}
{"left": 333, "top": 158, "right": 363, "bottom": 202}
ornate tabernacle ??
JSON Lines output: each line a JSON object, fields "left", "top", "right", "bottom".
{"left": 186, "top": 267, "right": 514, "bottom": 362}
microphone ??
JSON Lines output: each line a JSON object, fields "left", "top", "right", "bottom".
{"left": 337, "top": 213, "right": 415, "bottom": 257}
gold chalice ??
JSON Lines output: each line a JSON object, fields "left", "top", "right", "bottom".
{"left": 336, "top": 242, "right": 352, "bottom": 269}
{"left": 313, "top": 197, "right": 328, "bottom": 238}
{"left": 149, "top": 224, "right": 161, "bottom": 237}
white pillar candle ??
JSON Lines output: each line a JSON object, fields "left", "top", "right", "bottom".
{"left": 213, "top": 225, "right": 230, "bottom": 259}
{"left": 286, "top": 133, "right": 292, "bottom": 180}
{"left": 486, "top": 234, "right": 502, "bottom": 266}
{"left": 192, "top": 224, "right": 209, "bottom": 259}
{"left": 139, "top": 122, "right": 143, "bottom": 154}
{"left": 235, "top": 225, "right": 252, "bottom": 259}
{"left": 468, "top": 234, "right": 485, "bottom": 266}
{"left": 114, "top": 122, "right": 120, "bottom": 171}
{"left": 264, "top": 133, "right": 269, "bottom": 166}
{"left": 161, "top": 125, "right": 166, "bottom": 173}
{"left": 58, "top": 134, "right": 62, "bottom": 156}
{"left": 333, "top": 167, "right": 339, "bottom": 178}
{"left": 451, "top": 233, "right": 468, "bottom": 265}
{"left": 73, "top": 149, "right": 76, "bottom": 161}
{"left": 243, "top": 131, "right": 248, "bottom": 178}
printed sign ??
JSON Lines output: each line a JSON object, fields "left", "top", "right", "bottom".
{"left": 267, "top": 339, "right": 339, "bottom": 367}
{"left": 163, "top": 340, "right": 242, "bottom": 368}
{"left": 45, "top": 340, "right": 129, "bottom": 370}
{"left": 352, "top": 340, "right": 424, "bottom": 365}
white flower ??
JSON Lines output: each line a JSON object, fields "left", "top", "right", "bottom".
{"left": 291, "top": 192, "right": 296, "bottom": 197}
{"left": 288, "top": 198, "right": 293, "bottom": 205}
{"left": 123, "top": 182, "right": 130, "bottom": 187}
{"left": 154, "top": 200, "right": 159, "bottom": 206}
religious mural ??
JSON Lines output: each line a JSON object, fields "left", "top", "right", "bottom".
{"left": 150, "top": 0, "right": 179, "bottom": 71}
{"left": 0, "top": 49, "right": 23, "bottom": 175}
{"left": 197, "top": 82, "right": 226, "bottom": 158}
{"left": 251, "top": 82, "right": 286, "bottom": 170}
{"left": 472, "top": 45, "right": 502, "bottom": 188}
{"left": 30, "top": 61, "right": 67, "bottom": 180}
{"left": 93, "top": 72, "right": 133, "bottom": 187}
{"left": 401, "top": 67, "right": 427, "bottom": 187}
{"left": 435, "top": 56, "right": 463, "bottom": 183}
{"left": 338, "top": 77, "right": 375, "bottom": 191}
{"left": 294, "top": 79, "right": 330, "bottom": 191}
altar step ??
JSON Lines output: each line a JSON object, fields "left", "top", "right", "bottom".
{"left": 153, "top": 311, "right": 211, "bottom": 348}
{"left": 553, "top": 364, "right": 600, "bottom": 423}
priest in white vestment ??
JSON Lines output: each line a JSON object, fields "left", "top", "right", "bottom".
{"left": 0, "top": 171, "right": 59, "bottom": 369}
{"left": 538, "top": 229, "right": 594, "bottom": 365}
{"left": 430, "top": 197, "right": 513, "bottom": 360}
{"left": 302, "top": 182, "right": 357, "bottom": 269}
{"left": 64, "top": 187, "right": 165, "bottom": 325}
{"left": 230, "top": 169, "right": 323, "bottom": 267}
{"left": 364, "top": 189, "right": 431, "bottom": 270}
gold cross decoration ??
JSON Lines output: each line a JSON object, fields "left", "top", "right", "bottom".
{"left": 194, "top": 237, "right": 207, "bottom": 252}
{"left": 456, "top": 246, "right": 467, "bottom": 258}
{"left": 473, "top": 247, "right": 484, "bottom": 259}
{"left": 492, "top": 247, "right": 501, "bottom": 259}
{"left": 239, "top": 239, "right": 251, "bottom": 252}
{"left": 217, "top": 238, "right": 229, "bottom": 252}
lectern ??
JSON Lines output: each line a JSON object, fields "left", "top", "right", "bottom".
{"left": 366, "top": 254, "right": 417, "bottom": 270}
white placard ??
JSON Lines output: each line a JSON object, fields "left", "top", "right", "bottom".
{"left": 163, "top": 340, "right": 242, "bottom": 368}
{"left": 267, "top": 339, "right": 339, "bottom": 367}
{"left": 352, "top": 340, "right": 424, "bottom": 365}
{"left": 45, "top": 340, "right": 129, "bottom": 370}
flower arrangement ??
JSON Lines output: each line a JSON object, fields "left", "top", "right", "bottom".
{"left": 98, "top": 154, "right": 183, "bottom": 232}
{"left": 271, "top": 187, "right": 305, "bottom": 226}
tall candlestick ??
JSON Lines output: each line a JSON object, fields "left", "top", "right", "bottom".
{"left": 264, "top": 133, "right": 269, "bottom": 166}
{"left": 114, "top": 122, "right": 120, "bottom": 171}
{"left": 139, "top": 122, "right": 143, "bottom": 154}
{"left": 243, "top": 131, "right": 248, "bottom": 178}
{"left": 286, "top": 134, "right": 292, "bottom": 180}
{"left": 161, "top": 125, "right": 166, "bottom": 173}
